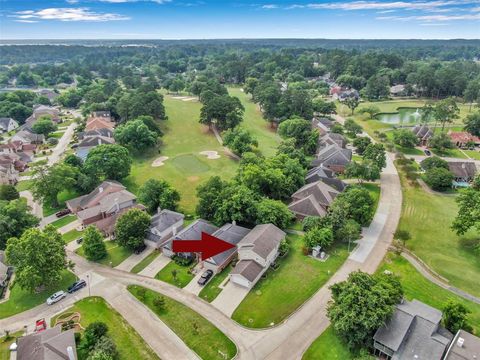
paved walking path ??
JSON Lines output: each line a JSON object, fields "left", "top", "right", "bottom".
{"left": 48, "top": 122, "right": 76, "bottom": 165}
{"left": 115, "top": 246, "right": 154, "bottom": 272}
{"left": 401, "top": 252, "right": 480, "bottom": 305}
{"left": 137, "top": 253, "right": 171, "bottom": 277}
{"left": 19, "top": 190, "right": 43, "bottom": 219}
{"left": 58, "top": 219, "right": 81, "bottom": 234}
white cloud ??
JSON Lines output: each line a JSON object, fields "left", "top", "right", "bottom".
{"left": 376, "top": 12, "right": 480, "bottom": 21}
{"left": 66, "top": 0, "right": 79, "bottom": 4}
{"left": 12, "top": 7, "right": 130, "bottom": 22}
{"left": 306, "top": 1, "right": 480, "bottom": 11}
{"left": 14, "top": 19, "right": 38, "bottom": 23}
{"left": 262, "top": 4, "right": 279, "bottom": 9}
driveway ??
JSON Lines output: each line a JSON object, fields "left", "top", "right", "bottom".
{"left": 115, "top": 246, "right": 154, "bottom": 272}
{"left": 211, "top": 281, "right": 250, "bottom": 317}
{"left": 58, "top": 219, "right": 81, "bottom": 234}
{"left": 183, "top": 272, "right": 205, "bottom": 296}
{"left": 138, "top": 253, "right": 171, "bottom": 278}
{"left": 47, "top": 122, "right": 76, "bottom": 165}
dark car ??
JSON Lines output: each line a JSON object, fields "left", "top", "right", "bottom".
{"left": 67, "top": 279, "right": 86, "bottom": 293}
{"left": 197, "top": 269, "right": 214, "bottom": 286}
{"left": 134, "top": 244, "right": 147, "bottom": 255}
{"left": 76, "top": 237, "right": 83, "bottom": 244}
{"left": 424, "top": 149, "right": 432, "bottom": 156}
{"left": 55, "top": 209, "right": 71, "bottom": 218}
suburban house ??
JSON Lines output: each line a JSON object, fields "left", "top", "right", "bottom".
{"left": 390, "top": 84, "right": 407, "bottom": 97}
{"left": 66, "top": 180, "right": 140, "bottom": 229}
{"left": 447, "top": 162, "right": 478, "bottom": 184}
{"left": 77, "top": 128, "right": 114, "bottom": 140}
{"left": 0, "top": 250, "right": 12, "bottom": 288}
{"left": 0, "top": 162, "right": 19, "bottom": 185}
{"left": 230, "top": 224, "right": 286, "bottom": 288}
{"left": 448, "top": 131, "right": 480, "bottom": 148}
{"left": 92, "top": 110, "right": 112, "bottom": 119}
{"left": 16, "top": 327, "right": 77, "bottom": 360}
{"left": 145, "top": 209, "right": 185, "bottom": 248}
{"left": 319, "top": 132, "right": 347, "bottom": 148}
{"left": 11, "top": 129, "right": 45, "bottom": 144}
{"left": 203, "top": 223, "right": 251, "bottom": 273}
{"left": 310, "top": 144, "right": 352, "bottom": 173}
{"left": 305, "top": 166, "right": 347, "bottom": 191}
{"left": 37, "top": 89, "right": 59, "bottom": 101}
{"left": 0, "top": 152, "right": 28, "bottom": 172}
{"left": 25, "top": 105, "right": 61, "bottom": 126}
{"left": 162, "top": 219, "right": 219, "bottom": 258}
{"left": 85, "top": 111, "right": 115, "bottom": 132}
{"left": 312, "top": 117, "right": 334, "bottom": 134}
{"left": 0, "top": 141, "right": 37, "bottom": 158}
{"left": 93, "top": 203, "right": 146, "bottom": 237}
{"left": 412, "top": 124, "right": 433, "bottom": 146}
{"left": 75, "top": 135, "right": 116, "bottom": 161}
{"left": 288, "top": 180, "right": 340, "bottom": 220}
{"left": 444, "top": 330, "right": 480, "bottom": 360}
{"left": 373, "top": 299, "right": 453, "bottom": 360}
{"left": 0, "top": 117, "right": 19, "bottom": 133}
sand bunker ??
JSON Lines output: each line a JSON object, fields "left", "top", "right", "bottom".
{"left": 171, "top": 96, "right": 198, "bottom": 102}
{"left": 199, "top": 151, "right": 220, "bottom": 159}
{"left": 152, "top": 156, "right": 169, "bottom": 167}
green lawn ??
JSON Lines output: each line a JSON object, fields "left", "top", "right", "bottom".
{"left": 131, "top": 250, "right": 160, "bottom": 274}
{"left": 76, "top": 241, "right": 132, "bottom": 267}
{"left": 0, "top": 331, "right": 23, "bottom": 360}
{"left": 62, "top": 228, "right": 84, "bottom": 243}
{"left": 432, "top": 148, "right": 469, "bottom": 159}
{"left": 228, "top": 87, "right": 281, "bottom": 157}
{"left": 155, "top": 260, "right": 194, "bottom": 288}
{"left": 128, "top": 285, "right": 237, "bottom": 360}
{"left": 303, "top": 327, "right": 364, "bottom": 360}
{"left": 232, "top": 235, "right": 349, "bottom": 328}
{"left": 15, "top": 180, "right": 33, "bottom": 192}
{"left": 198, "top": 265, "right": 232, "bottom": 302}
{"left": 124, "top": 95, "right": 238, "bottom": 214}
{"left": 395, "top": 145, "right": 424, "bottom": 156}
{"left": 0, "top": 270, "right": 77, "bottom": 319}
{"left": 43, "top": 189, "right": 80, "bottom": 217}
{"left": 50, "top": 214, "right": 76, "bottom": 229}
{"left": 51, "top": 297, "right": 158, "bottom": 360}
{"left": 397, "top": 166, "right": 480, "bottom": 297}
{"left": 464, "top": 150, "right": 480, "bottom": 160}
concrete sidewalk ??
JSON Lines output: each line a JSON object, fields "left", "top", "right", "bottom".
{"left": 115, "top": 246, "right": 154, "bottom": 272}
{"left": 138, "top": 253, "right": 171, "bottom": 278}
{"left": 211, "top": 281, "right": 250, "bottom": 317}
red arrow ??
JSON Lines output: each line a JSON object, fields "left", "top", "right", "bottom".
{"left": 172, "top": 232, "right": 236, "bottom": 261}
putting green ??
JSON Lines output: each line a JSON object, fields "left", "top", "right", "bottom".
{"left": 171, "top": 154, "right": 211, "bottom": 173}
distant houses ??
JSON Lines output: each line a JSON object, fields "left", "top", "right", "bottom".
{"left": 411, "top": 124, "right": 433, "bottom": 146}
{"left": 288, "top": 180, "right": 340, "bottom": 220}
{"left": 11, "top": 129, "right": 45, "bottom": 144}
{"left": 73, "top": 111, "right": 116, "bottom": 160}
{"left": 85, "top": 111, "right": 115, "bottom": 131}
{"left": 0, "top": 117, "right": 19, "bottom": 134}
{"left": 310, "top": 144, "right": 352, "bottom": 173}
{"left": 448, "top": 131, "right": 480, "bottom": 149}
{"left": 25, "top": 105, "right": 61, "bottom": 127}
{"left": 447, "top": 161, "right": 478, "bottom": 184}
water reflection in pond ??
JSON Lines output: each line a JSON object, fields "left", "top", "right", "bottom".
{"left": 376, "top": 108, "right": 428, "bottom": 124}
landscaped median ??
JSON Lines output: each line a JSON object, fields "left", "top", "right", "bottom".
{"left": 231, "top": 234, "right": 349, "bottom": 328}
{"left": 128, "top": 285, "right": 237, "bottom": 360}
{"left": 51, "top": 296, "right": 158, "bottom": 360}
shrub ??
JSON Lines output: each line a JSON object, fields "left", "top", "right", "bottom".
{"left": 420, "top": 156, "right": 449, "bottom": 171}
{"left": 424, "top": 167, "right": 454, "bottom": 191}
{"left": 47, "top": 137, "right": 59, "bottom": 145}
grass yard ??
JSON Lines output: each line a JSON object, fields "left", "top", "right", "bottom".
{"left": 62, "top": 228, "right": 84, "bottom": 243}
{"left": 395, "top": 145, "right": 424, "bottom": 156}
{"left": 232, "top": 234, "right": 349, "bottom": 328}
{"left": 76, "top": 241, "right": 132, "bottom": 267}
{"left": 50, "top": 214, "right": 76, "bottom": 229}
{"left": 15, "top": 180, "right": 33, "bottom": 192}
{"left": 43, "top": 188, "right": 80, "bottom": 217}
{"left": 198, "top": 265, "right": 232, "bottom": 302}
{"left": 124, "top": 95, "right": 238, "bottom": 214}
{"left": 397, "top": 166, "right": 480, "bottom": 297}
{"left": 0, "top": 331, "right": 23, "bottom": 360}
{"left": 51, "top": 297, "right": 158, "bottom": 360}
{"left": 432, "top": 148, "right": 469, "bottom": 159}
{"left": 128, "top": 285, "right": 237, "bottom": 360}
{"left": 0, "top": 270, "right": 76, "bottom": 319}
{"left": 303, "top": 327, "right": 364, "bottom": 360}
{"left": 155, "top": 260, "right": 194, "bottom": 288}
{"left": 131, "top": 250, "right": 160, "bottom": 274}
{"left": 228, "top": 87, "right": 281, "bottom": 156}
{"left": 464, "top": 150, "right": 480, "bottom": 160}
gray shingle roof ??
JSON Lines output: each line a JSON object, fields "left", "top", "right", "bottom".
{"left": 164, "top": 219, "right": 218, "bottom": 251}
{"left": 291, "top": 180, "right": 339, "bottom": 208}
{"left": 237, "top": 224, "right": 286, "bottom": 260}
{"left": 66, "top": 180, "right": 125, "bottom": 211}
{"left": 17, "top": 327, "right": 77, "bottom": 360}
{"left": 204, "top": 223, "right": 250, "bottom": 266}
{"left": 77, "top": 135, "right": 115, "bottom": 148}
{"left": 230, "top": 259, "right": 264, "bottom": 282}
{"left": 444, "top": 330, "right": 480, "bottom": 360}
{"left": 311, "top": 144, "right": 352, "bottom": 168}
{"left": 447, "top": 162, "right": 477, "bottom": 179}
{"left": 288, "top": 194, "right": 328, "bottom": 218}
{"left": 149, "top": 209, "right": 185, "bottom": 236}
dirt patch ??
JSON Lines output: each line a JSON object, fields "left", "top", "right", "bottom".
{"left": 152, "top": 156, "right": 169, "bottom": 167}
{"left": 187, "top": 176, "right": 200, "bottom": 182}
{"left": 199, "top": 150, "right": 221, "bottom": 159}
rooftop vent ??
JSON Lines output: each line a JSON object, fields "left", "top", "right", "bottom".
{"left": 457, "top": 337, "right": 465, "bottom": 347}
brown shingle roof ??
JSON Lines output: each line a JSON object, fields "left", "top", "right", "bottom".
{"left": 230, "top": 259, "right": 264, "bottom": 282}
{"left": 447, "top": 162, "right": 477, "bottom": 179}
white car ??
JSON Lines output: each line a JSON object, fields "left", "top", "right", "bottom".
{"left": 46, "top": 291, "right": 66, "bottom": 305}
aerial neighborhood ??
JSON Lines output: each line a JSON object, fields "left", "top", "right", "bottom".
{"left": 0, "top": 34, "right": 479, "bottom": 360}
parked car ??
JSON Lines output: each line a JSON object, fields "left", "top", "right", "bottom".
{"left": 55, "top": 209, "right": 71, "bottom": 218}
{"left": 67, "top": 279, "right": 86, "bottom": 294}
{"left": 134, "top": 244, "right": 147, "bottom": 254}
{"left": 46, "top": 291, "right": 66, "bottom": 305}
{"left": 34, "top": 318, "right": 47, "bottom": 332}
{"left": 424, "top": 149, "right": 431, "bottom": 156}
{"left": 197, "top": 269, "right": 214, "bottom": 286}
{"left": 76, "top": 237, "right": 83, "bottom": 244}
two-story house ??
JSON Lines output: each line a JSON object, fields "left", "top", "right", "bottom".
{"left": 145, "top": 209, "right": 185, "bottom": 248}
{"left": 0, "top": 117, "right": 19, "bottom": 134}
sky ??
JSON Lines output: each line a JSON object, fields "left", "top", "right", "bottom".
{"left": 0, "top": 0, "right": 479, "bottom": 39}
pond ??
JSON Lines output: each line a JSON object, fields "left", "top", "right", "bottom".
{"left": 376, "top": 107, "right": 426, "bottom": 124}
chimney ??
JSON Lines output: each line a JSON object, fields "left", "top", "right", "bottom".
{"left": 172, "top": 227, "right": 177, "bottom": 236}
{"left": 157, "top": 207, "right": 162, "bottom": 214}
{"left": 98, "top": 138, "right": 102, "bottom": 146}
{"left": 457, "top": 337, "right": 465, "bottom": 348}
{"left": 232, "top": 220, "right": 237, "bottom": 226}
{"left": 67, "top": 346, "right": 76, "bottom": 360}
{"left": 99, "top": 186, "right": 103, "bottom": 193}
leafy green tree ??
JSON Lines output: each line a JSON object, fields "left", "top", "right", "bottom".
{"left": 327, "top": 271, "right": 403, "bottom": 348}
{"left": 335, "top": 219, "right": 361, "bottom": 244}
{"left": 255, "top": 198, "right": 293, "bottom": 229}
{"left": 196, "top": 176, "right": 228, "bottom": 221}
{"left": 214, "top": 184, "right": 259, "bottom": 225}
{"left": 32, "top": 163, "right": 78, "bottom": 207}
{"left": 278, "top": 117, "right": 318, "bottom": 154}
{"left": 56, "top": 89, "right": 82, "bottom": 108}
{"left": 394, "top": 229, "right": 411, "bottom": 246}
{"left": 429, "top": 132, "right": 454, "bottom": 152}
{"left": 472, "top": 174, "right": 480, "bottom": 191}
{"left": 91, "top": 336, "right": 118, "bottom": 360}
{"left": 463, "top": 111, "right": 480, "bottom": 137}
{"left": 364, "top": 74, "right": 390, "bottom": 100}
{"left": 81, "top": 322, "right": 109, "bottom": 352}
{"left": 344, "top": 119, "right": 362, "bottom": 136}
{"left": 0, "top": 198, "right": 39, "bottom": 250}
{"left": 304, "top": 226, "right": 334, "bottom": 249}
{"left": 330, "top": 186, "right": 375, "bottom": 226}
{"left": 32, "top": 116, "right": 57, "bottom": 137}
{"left": 138, "top": 179, "right": 180, "bottom": 213}
{"left": 115, "top": 208, "right": 151, "bottom": 250}
{"left": 114, "top": 119, "right": 157, "bottom": 151}
{"left": 223, "top": 126, "right": 258, "bottom": 156}
{"left": 424, "top": 167, "right": 454, "bottom": 191}
{"left": 0, "top": 102, "right": 32, "bottom": 124}
{"left": 86, "top": 350, "right": 113, "bottom": 360}
{"left": 420, "top": 156, "right": 448, "bottom": 171}
{"left": 83, "top": 226, "right": 107, "bottom": 261}
{"left": 0, "top": 184, "right": 19, "bottom": 201}
{"left": 5, "top": 225, "right": 67, "bottom": 291}
{"left": 434, "top": 97, "right": 460, "bottom": 131}
{"left": 302, "top": 216, "right": 330, "bottom": 232}
{"left": 393, "top": 129, "right": 419, "bottom": 148}
{"left": 345, "top": 160, "right": 381, "bottom": 183}
{"left": 116, "top": 90, "right": 166, "bottom": 121}
{"left": 199, "top": 94, "right": 244, "bottom": 131}
{"left": 64, "top": 153, "right": 84, "bottom": 168}
{"left": 352, "top": 136, "right": 371, "bottom": 155}
{"left": 452, "top": 188, "right": 480, "bottom": 235}
{"left": 153, "top": 296, "right": 166, "bottom": 312}
{"left": 362, "top": 143, "right": 386, "bottom": 169}
{"left": 312, "top": 98, "right": 336, "bottom": 115}
{"left": 342, "top": 97, "right": 359, "bottom": 115}
{"left": 84, "top": 144, "right": 132, "bottom": 181}
{"left": 442, "top": 301, "right": 472, "bottom": 333}
{"left": 358, "top": 105, "right": 380, "bottom": 119}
